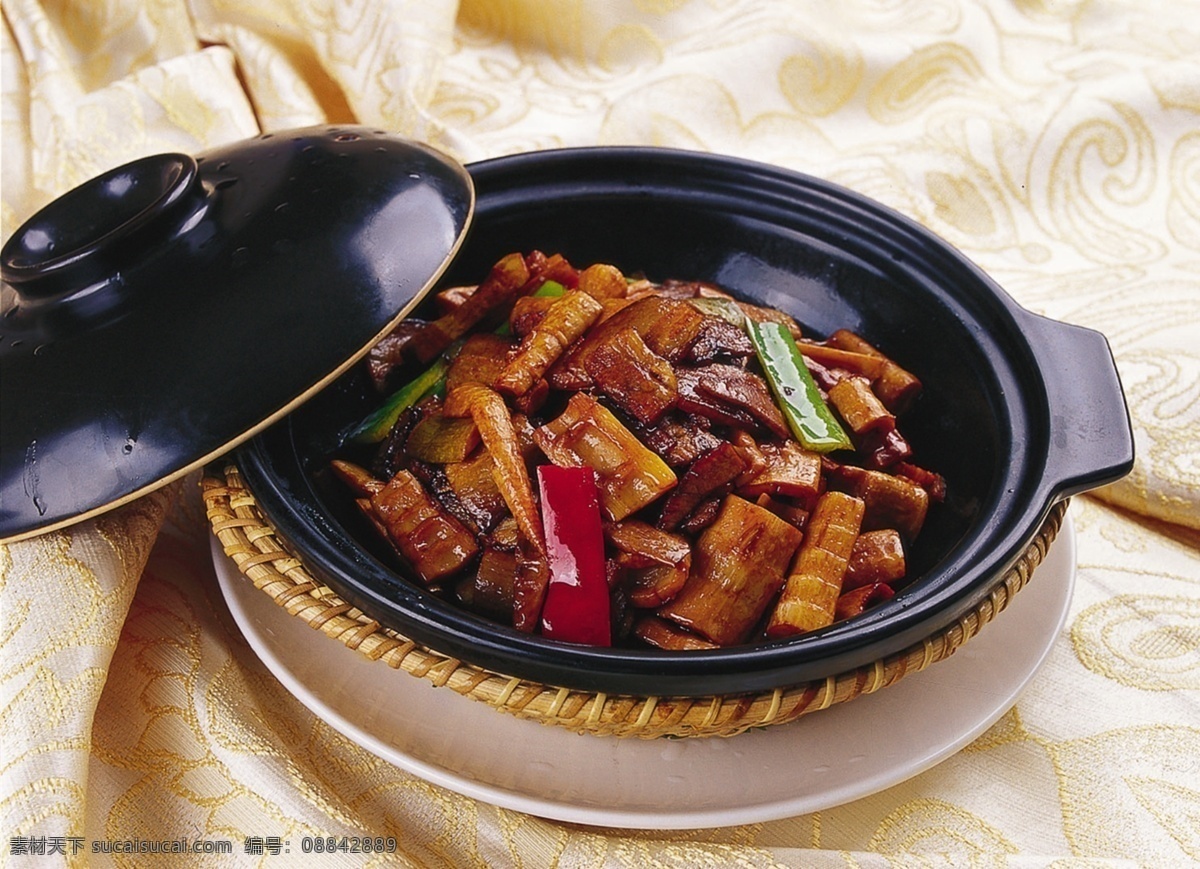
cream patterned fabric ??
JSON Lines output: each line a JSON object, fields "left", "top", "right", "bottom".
{"left": 3, "top": 1, "right": 1199, "bottom": 865}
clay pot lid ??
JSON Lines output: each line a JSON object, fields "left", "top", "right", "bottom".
{"left": 0, "top": 125, "right": 473, "bottom": 542}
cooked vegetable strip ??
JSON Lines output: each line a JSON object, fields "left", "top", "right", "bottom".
{"left": 844, "top": 467, "right": 929, "bottom": 540}
{"left": 827, "top": 329, "right": 922, "bottom": 414}
{"left": 404, "top": 411, "right": 480, "bottom": 464}
{"left": 584, "top": 327, "right": 678, "bottom": 425}
{"left": 361, "top": 465, "right": 480, "bottom": 585}
{"left": 330, "top": 459, "right": 382, "bottom": 497}
{"left": 455, "top": 548, "right": 519, "bottom": 619}
{"left": 408, "top": 251, "right": 531, "bottom": 364}
{"left": 496, "top": 290, "right": 604, "bottom": 397}
{"left": 794, "top": 342, "right": 887, "bottom": 381}
{"left": 445, "top": 333, "right": 512, "bottom": 391}
{"left": 657, "top": 442, "right": 747, "bottom": 531}
{"left": 747, "top": 320, "right": 853, "bottom": 453}
{"left": 827, "top": 376, "right": 895, "bottom": 437}
{"left": 349, "top": 356, "right": 450, "bottom": 444}
{"left": 443, "top": 449, "right": 508, "bottom": 534}
{"left": 534, "top": 393, "right": 677, "bottom": 522}
{"left": 634, "top": 616, "right": 719, "bottom": 651}
{"left": 512, "top": 547, "right": 551, "bottom": 633}
{"left": 736, "top": 440, "right": 822, "bottom": 507}
{"left": 658, "top": 496, "right": 803, "bottom": 646}
{"left": 844, "top": 528, "right": 906, "bottom": 590}
{"left": 577, "top": 262, "right": 628, "bottom": 299}
{"left": 444, "top": 383, "right": 544, "bottom": 552}
{"left": 537, "top": 465, "right": 612, "bottom": 646}
{"left": 766, "top": 491, "right": 866, "bottom": 637}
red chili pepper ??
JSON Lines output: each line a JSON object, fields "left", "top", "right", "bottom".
{"left": 537, "top": 464, "right": 612, "bottom": 646}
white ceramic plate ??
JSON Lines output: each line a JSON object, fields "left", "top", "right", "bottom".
{"left": 211, "top": 514, "right": 1075, "bottom": 829}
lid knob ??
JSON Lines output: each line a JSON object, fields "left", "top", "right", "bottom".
{"left": 1, "top": 152, "right": 200, "bottom": 304}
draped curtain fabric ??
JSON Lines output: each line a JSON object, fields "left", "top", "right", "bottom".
{"left": 3, "top": 1, "right": 1199, "bottom": 865}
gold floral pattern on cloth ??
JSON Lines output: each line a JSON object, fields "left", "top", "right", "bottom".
{"left": 3, "top": 0, "right": 1200, "bottom": 865}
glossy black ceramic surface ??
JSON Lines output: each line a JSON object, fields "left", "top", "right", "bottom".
{"left": 237, "top": 147, "right": 1135, "bottom": 697}
{"left": 0, "top": 127, "right": 473, "bottom": 541}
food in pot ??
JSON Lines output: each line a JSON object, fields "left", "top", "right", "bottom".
{"left": 330, "top": 251, "right": 944, "bottom": 649}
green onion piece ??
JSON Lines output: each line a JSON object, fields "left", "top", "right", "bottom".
{"left": 535, "top": 279, "right": 566, "bottom": 298}
{"left": 350, "top": 280, "right": 565, "bottom": 442}
{"left": 746, "top": 319, "right": 853, "bottom": 453}
{"left": 347, "top": 356, "right": 449, "bottom": 444}
{"left": 687, "top": 297, "right": 746, "bottom": 327}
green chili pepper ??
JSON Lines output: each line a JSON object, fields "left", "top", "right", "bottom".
{"left": 347, "top": 356, "right": 450, "bottom": 444}
{"left": 746, "top": 319, "right": 853, "bottom": 453}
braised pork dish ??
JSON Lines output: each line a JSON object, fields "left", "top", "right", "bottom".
{"left": 331, "top": 251, "right": 945, "bottom": 650}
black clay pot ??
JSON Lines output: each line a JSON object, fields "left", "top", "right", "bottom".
{"left": 234, "top": 145, "right": 1134, "bottom": 697}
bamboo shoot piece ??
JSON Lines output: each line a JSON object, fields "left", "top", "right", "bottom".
{"left": 847, "top": 468, "right": 929, "bottom": 540}
{"left": 534, "top": 393, "right": 677, "bottom": 521}
{"left": 408, "top": 252, "right": 531, "bottom": 363}
{"left": 658, "top": 496, "right": 803, "bottom": 646}
{"left": 827, "top": 329, "right": 922, "bottom": 414}
{"left": 577, "top": 262, "right": 628, "bottom": 299}
{"left": 404, "top": 410, "right": 480, "bottom": 464}
{"left": 794, "top": 342, "right": 888, "bottom": 381}
{"left": 496, "top": 289, "right": 604, "bottom": 397}
{"left": 766, "top": 491, "right": 865, "bottom": 637}
{"left": 444, "top": 383, "right": 544, "bottom": 552}
{"left": 442, "top": 448, "right": 508, "bottom": 534}
{"left": 512, "top": 546, "right": 550, "bottom": 633}
{"left": 445, "top": 333, "right": 513, "bottom": 392}
{"left": 455, "top": 548, "right": 519, "bottom": 619}
{"left": 827, "top": 375, "right": 895, "bottom": 437}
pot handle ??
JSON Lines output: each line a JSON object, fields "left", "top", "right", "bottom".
{"left": 1018, "top": 310, "right": 1135, "bottom": 500}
